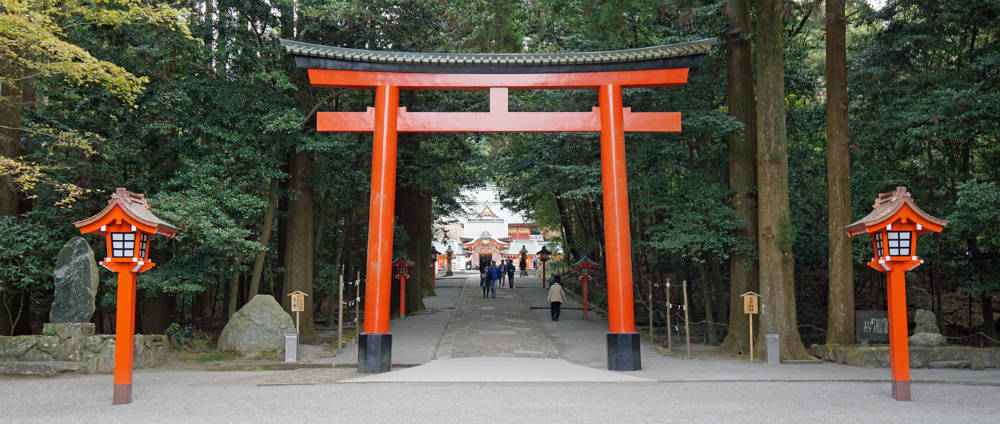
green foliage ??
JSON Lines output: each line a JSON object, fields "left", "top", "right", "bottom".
{"left": 165, "top": 322, "right": 210, "bottom": 351}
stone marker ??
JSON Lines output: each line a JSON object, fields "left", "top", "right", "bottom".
{"left": 766, "top": 333, "right": 780, "bottom": 364}
{"left": 218, "top": 295, "right": 295, "bottom": 357}
{"left": 909, "top": 309, "right": 946, "bottom": 346}
{"left": 50, "top": 237, "right": 100, "bottom": 323}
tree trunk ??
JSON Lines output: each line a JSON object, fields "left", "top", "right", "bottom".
{"left": 249, "top": 179, "right": 278, "bottom": 297}
{"left": 824, "top": 0, "right": 855, "bottom": 346}
{"left": 282, "top": 149, "right": 317, "bottom": 337}
{"left": 339, "top": 206, "right": 357, "bottom": 280}
{"left": 755, "top": 0, "right": 810, "bottom": 359}
{"left": 719, "top": 0, "right": 760, "bottom": 355}
{"left": 982, "top": 293, "right": 997, "bottom": 345}
{"left": 0, "top": 70, "right": 24, "bottom": 335}
{"left": 0, "top": 76, "right": 21, "bottom": 216}
{"left": 227, "top": 271, "right": 240, "bottom": 318}
{"left": 410, "top": 191, "right": 434, "bottom": 298}
{"left": 139, "top": 295, "right": 174, "bottom": 334}
{"left": 554, "top": 195, "right": 579, "bottom": 259}
{"left": 395, "top": 181, "right": 430, "bottom": 313}
{"left": 697, "top": 261, "right": 718, "bottom": 345}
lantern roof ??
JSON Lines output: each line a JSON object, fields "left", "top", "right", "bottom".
{"left": 844, "top": 187, "right": 948, "bottom": 237}
{"left": 393, "top": 257, "right": 415, "bottom": 267}
{"left": 74, "top": 188, "right": 179, "bottom": 237}
{"left": 537, "top": 246, "right": 552, "bottom": 255}
{"left": 571, "top": 255, "right": 600, "bottom": 269}
{"left": 280, "top": 38, "right": 716, "bottom": 74}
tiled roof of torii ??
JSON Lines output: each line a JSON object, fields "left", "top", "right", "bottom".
{"left": 280, "top": 38, "right": 717, "bottom": 74}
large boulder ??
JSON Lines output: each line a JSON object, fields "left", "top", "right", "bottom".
{"left": 912, "top": 309, "right": 941, "bottom": 334}
{"left": 218, "top": 295, "right": 295, "bottom": 357}
{"left": 49, "top": 237, "right": 100, "bottom": 323}
{"left": 909, "top": 309, "right": 946, "bottom": 346}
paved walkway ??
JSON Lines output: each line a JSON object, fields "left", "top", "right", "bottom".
{"left": 434, "top": 273, "right": 558, "bottom": 359}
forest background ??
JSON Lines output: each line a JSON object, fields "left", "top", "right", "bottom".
{"left": 1, "top": 0, "right": 998, "bottom": 358}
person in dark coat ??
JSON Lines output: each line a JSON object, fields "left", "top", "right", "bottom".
{"left": 480, "top": 258, "right": 490, "bottom": 298}
{"left": 519, "top": 256, "right": 528, "bottom": 277}
{"left": 505, "top": 259, "right": 516, "bottom": 288}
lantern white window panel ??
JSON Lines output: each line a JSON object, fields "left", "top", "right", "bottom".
{"left": 111, "top": 232, "right": 135, "bottom": 257}
{"left": 887, "top": 231, "right": 911, "bottom": 256}
{"left": 874, "top": 232, "right": 884, "bottom": 257}
{"left": 139, "top": 233, "right": 149, "bottom": 258}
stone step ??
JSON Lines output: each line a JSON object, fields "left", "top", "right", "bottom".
{"left": 0, "top": 361, "right": 87, "bottom": 376}
{"left": 927, "top": 360, "right": 971, "bottom": 369}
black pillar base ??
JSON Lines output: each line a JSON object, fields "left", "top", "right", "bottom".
{"left": 358, "top": 333, "right": 392, "bottom": 373}
{"left": 607, "top": 332, "right": 641, "bottom": 371}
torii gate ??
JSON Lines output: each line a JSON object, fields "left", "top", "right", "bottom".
{"left": 282, "top": 38, "right": 714, "bottom": 373}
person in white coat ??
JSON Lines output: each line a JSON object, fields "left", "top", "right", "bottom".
{"left": 547, "top": 275, "right": 567, "bottom": 321}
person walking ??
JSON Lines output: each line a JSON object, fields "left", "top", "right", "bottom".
{"left": 488, "top": 261, "right": 502, "bottom": 298}
{"left": 519, "top": 256, "right": 528, "bottom": 277}
{"left": 547, "top": 275, "right": 566, "bottom": 321}
{"left": 480, "top": 258, "right": 490, "bottom": 298}
{"left": 506, "top": 259, "right": 516, "bottom": 288}
{"left": 498, "top": 258, "right": 506, "bottom": 287}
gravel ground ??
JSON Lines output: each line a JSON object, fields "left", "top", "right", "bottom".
{"left": 2, "top": 369, "right": 998, "bottom": 423}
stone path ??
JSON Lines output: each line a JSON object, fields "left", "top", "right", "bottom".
{"left": 434, "top": 274, "right": 558, "bottom": 359}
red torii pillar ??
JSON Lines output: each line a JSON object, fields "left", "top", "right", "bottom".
{"left": 306, "top": 69, "right": 690, "bottom": 372}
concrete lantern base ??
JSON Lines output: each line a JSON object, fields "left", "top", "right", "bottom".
{"left": 892, "top": 380, "right": 911, "bottom": 401}
{"left": 358, "top": 333, "right": 392, "bottom": 373}
{"left": 112, "top": 384, "right": 132, "bottom": 405}
{"left": 607, "top": 332, "right": 641, "bottom": 371}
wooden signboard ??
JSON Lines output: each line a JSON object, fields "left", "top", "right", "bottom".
{"left": 743, "top": 292, "right": 759, "bottom": 314}
{"left": 289, "top": 291, "right": 306, "bottom": 312}
{"left": 287, "top": 290, "right": 308, "bottom": 336}
{"left": 740, "top": 291, "right": 760, "bottom": 361}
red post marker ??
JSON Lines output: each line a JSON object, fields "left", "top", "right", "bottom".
{"left": 572, "top": 256, "right": 600, "bottom": 318}
{"left": 75, "top": 188, "right": 179, "bottom": 405}
{"left": 845, "top": 187, "right": 947, "bottom": 401}
{"left": 538, "top": 246, "right": 551, "bottom": 288}
{"left": 393, "top": 258, "right": 414, "bottom": 319}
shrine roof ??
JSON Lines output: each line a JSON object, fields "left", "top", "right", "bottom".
{"left": 844, "top": 187, "right": 948, "bottom": 235}
{"left": 280, "top": 38, "right": 716, "bottom": 74}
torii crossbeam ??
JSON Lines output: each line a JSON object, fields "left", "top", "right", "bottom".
{"left": 283, "top": 38, "right": 715, "bottom": 373}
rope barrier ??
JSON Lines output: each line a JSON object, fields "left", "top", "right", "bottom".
{"left": 945, "top": 331, "right": 1000, "bottom": 344}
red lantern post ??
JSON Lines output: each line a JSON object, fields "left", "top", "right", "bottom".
{"left": 74, "top": 188, "right": 179, "bottom": 405}
{"left": 845, "top": 187, "right": 947, "bottom": 401}
{"left": 393, "top": 258, "right": 413, "bottom": 319}
{"left": 537, "top": 246, "right": 551, "bottom": 288}
{"left": 571, "top": 256, "right": 600, "bottom": 317}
